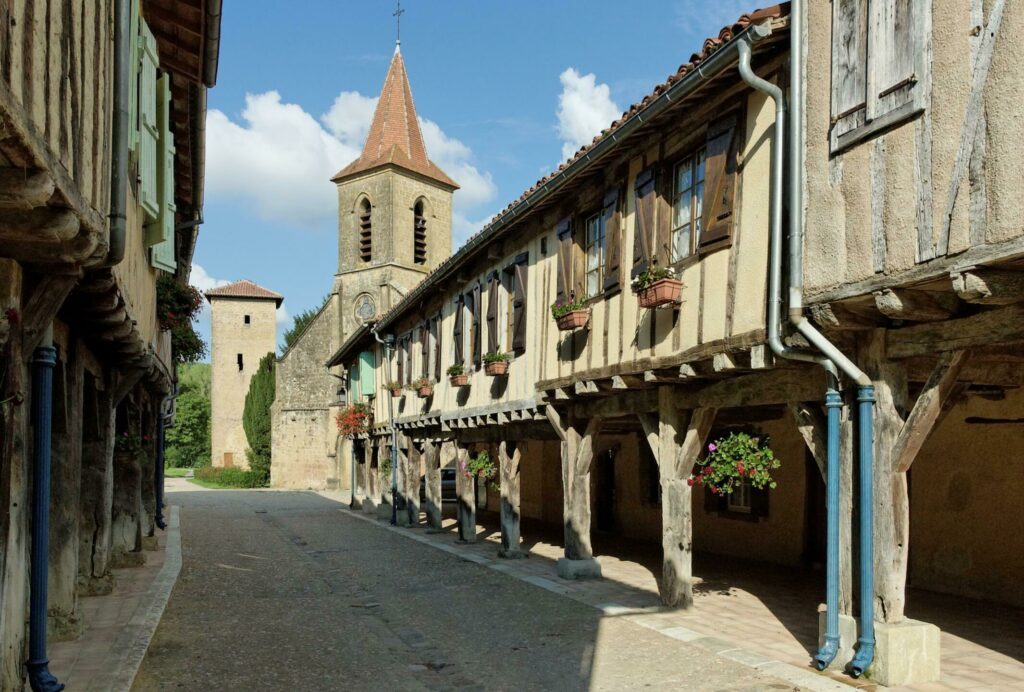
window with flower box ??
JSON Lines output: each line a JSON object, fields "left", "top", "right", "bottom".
{"left": 671, "top": 149, "right": 706, "bottom": 262}
{"left": 584, "top": 211, "right": 606, "bottom": 297}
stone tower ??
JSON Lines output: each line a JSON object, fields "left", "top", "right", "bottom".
{"left": 206, "top": 280, "right": 282, "bottom": 469}
{"left": 330, "top": 43, "right": 458, "bottom": 338}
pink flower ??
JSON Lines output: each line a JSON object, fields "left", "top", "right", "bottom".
{"left": 708, "top": 443, "right": 717, "bottom": 452}
{"left": 737, "top": 462, "right": 745, "bottom": 475}
{"left": 687, "top": 478, "right": 695, "bottom": 487}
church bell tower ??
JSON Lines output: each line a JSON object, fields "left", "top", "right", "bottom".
{"left": 331, "top": 43, "right": 458, "bottom": 339}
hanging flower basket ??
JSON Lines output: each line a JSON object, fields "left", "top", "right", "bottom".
{"left": 383, "top": 381, "right": 402, "bottom": 398}
{"left": 483, "top": 353, "right": 509, "bottom": 376}
{"left": 447, "top": 364, "right": 469, "bottom": 387}
{"left": 688, "top": 432, "right": 780, "bottom": 494}
{"left": 411, "top": 377, "right": 434, "bottom": 398}
{"left": 462, "top": 450, "right": 499, "bottom": 491}
{"left": 336, "top": 403, "right": 372, "bottom": 436}
{"left": 632, "top": 266, "right": 682, "bottom": 309}
{"left": 551, "top": 295, "right": 590, "bottom": 331}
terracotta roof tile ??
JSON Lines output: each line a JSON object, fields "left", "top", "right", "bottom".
{"left": 331, "top": 47, "right": 458, "bottom": 189}
{"left": 205, "top": 279, "right": 284, "bottom": 307}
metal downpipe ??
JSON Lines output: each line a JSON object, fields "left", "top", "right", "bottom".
{"left": 100, "top": 0, "right": 131, "bottom": 268}
{"left": 850, "top": 386, "right": 877, "bottom": 676}
{"left": 154, "top": 404, "right": 166, "bottom": 531}
{"left": 814, "top": 384, "right": 843, "bottom": 669}
{"left": 26, "top": 327, "right": 64, "bottom": 692}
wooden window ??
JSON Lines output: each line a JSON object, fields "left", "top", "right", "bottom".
{"left": 632, "top": 168, "right": 656, "bottom": 278}
{"left": 830, "top": 0, "right": 929, "bottom": 153}
{"left": 727, "top": 479, "right": 752, "bottom": 514}
{"left": 414, "top": 200, "right": 427, "bottom": 265}
{"left": 602, "top": 189, "right": 622, "bottom": 292}
{"left": 359, "top": 198, "right": 372, "bottom": 262}
{"left": 452, "top": 295, "right": 465, "bottom": 367}
{"left": 555, "top": 217, "right": 574, "bottom": 302}
{"left": 244, "top": 315, "right": 251, "bottom": 326}
{"left": 584, "top": 211, "right": 605, "bottom": 297}
{"left": 470, "top": 283, "right": 482, "bottom": 368}
{"left": 237, "top": 353, "right": 243, "bottom": 371}
{"left": 358, "top": 350, "right": 375, "bottom": 400}
{"left": 670, "top": 149, "right": 706, "bottom": 262}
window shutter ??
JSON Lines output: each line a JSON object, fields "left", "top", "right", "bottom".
{"left": 512, "top": 260, "right": 528, "bottom": 353}
{"left": 471, "top": 283, "right": 482, "bottom": 367}
{"left": 869, "top": 0, "right": 919, "bottom": 119}
{"left": 752, "top": 486, "right": 770, "bottom": 518}
{"left": 359, "top": 351, "right": 375, "bottom": 398}
{"left": 128, "top": 0, "right": 141, "bottom": 157}
{"left": 654, "top": 165, "right": 673, "bottom": 267}
{"left": 486, "top": 272, "right": 499, "bottom": 354}
{"left": 632, "top": 168, "right": 655, "bottom": 278}
{"left": 555, "top": 217, "right": 573, "bottom": 302}
{"left": 700, "top": 112, "right": 740, "bottom": 248}
{"left": 602, "top": 188, "right": 621, "bottom": 291}
{"left": 420, "top": 324, "right": 428, "bottom": 378}
{"left": 147, "top": 74, "right": 176, "bottom": 254}
{"left": 452, "top": 296, "right": 464, "bottom": 367}
{"left": 830, "top": 0, "right": 869, "bottom": 144}
{"left": 404, "top": 337, "right": 412, "bottom": 385}
{"left": 431, "top": 316, "right": 441, "bottom": 381}
{"left": 396, "top": 338, "right": 405, "bottom": 386}
{"left": 138, "top": 21, "right": 160, "bottom": 220}
{"left": 349, "top": 360, "right": 361, "bottom": 401}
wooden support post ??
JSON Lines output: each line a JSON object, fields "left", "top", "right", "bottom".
{"left": 455, "top": 444, "right": 476, "bottom": 542}
{"left": 791, "top": 400, "right": 854, "bottom": 615}
{"left": 404, "top": 440, "right": 421, "bottom": 528}
{"left": 640, "top": 390, "right": 716, "bottom": 608}
{"left": 860, "top": 331, "right": 968, "bottom": 623}
{"left": 498, "top": 440, "right": 524, "bottom": 558}
{"left": 110, "top": 395, "right": 144, "bottom": 567}
{"left": 394, "top": 434, "right": 410, "bottom": 526}
{"left": 545, "top": 405, "right": 602, "bottom": 578}
{"left": 423, "top": 440, "right": 442, "bottom": 531}
{"left": 21, "top": 273, "right": 79, "bottom": 353}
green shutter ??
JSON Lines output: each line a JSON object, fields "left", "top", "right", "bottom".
{"left": 359, "top": 351, "right": 376, "bottom": 400}
{"left": 138, "top": 20, "right": 159, "bottom": 220}
{"left": 349, "top": 360, "right": 361, "bottom": 401}
{"left": 146, "top": 74, "right": 175, "bottom": 249}
{"left": 128, "top": 0, "right": 141, "bottom": 157}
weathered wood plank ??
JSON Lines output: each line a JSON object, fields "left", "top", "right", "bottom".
{"left": 0, "top": 168, "right": 54, "bottom": 208}
{"left": 21, "top": 271, "right": 78, "bottom": 351}
{"left": 891, "top": 350, "right": 969, "bottom": 473}
{"left": 886, "top": 304, "right": 1024, "bottom": 358}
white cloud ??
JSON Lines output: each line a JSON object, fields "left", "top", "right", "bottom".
{"left": 189, "top": 263, "right": 230, "bottom": 292}
{"left": 556, "top": 68, "right": 620, "bottom": 161}
{"left": 276, "top": 304, "right": 290, "bottom": 327}
{"left": 206, "top": 90, "right": 496, "bottom": 239}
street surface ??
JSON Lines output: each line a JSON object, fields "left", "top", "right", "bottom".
{"left": 132, "top": 486, "right": 801, "bottom": 691}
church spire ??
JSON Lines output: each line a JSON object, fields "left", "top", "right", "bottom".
{"left": 331, "top": 43, "right": 458, "bottom": 189}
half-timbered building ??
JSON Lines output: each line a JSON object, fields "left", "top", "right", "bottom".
{"left": 328, "top": 1, "right": 1022, "bottom": 687}
{"left": 0, "top": 1, "right": 221, "bottom": 688}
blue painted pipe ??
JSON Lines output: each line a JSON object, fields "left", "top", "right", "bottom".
{"left": 814, "top": 386, "right": 843, "bottom": 670}
{"left": 26, "top": 342, "right": 64, "bottom": 692}
{"left": 850, "top": 385, "right": 876, "bottom": 677}
{"left": 154, "top": 407, "right": 166, "bottom": 531}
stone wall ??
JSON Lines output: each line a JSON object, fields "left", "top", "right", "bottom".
{"left": 209, "top": 297, "right": 277, "bottom": 469}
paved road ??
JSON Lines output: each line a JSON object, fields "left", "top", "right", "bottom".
{"left": 133, "top": 487, "right": 800, "bottom": 691}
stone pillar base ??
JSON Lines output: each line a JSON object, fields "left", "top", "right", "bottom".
{"left": 816, "top": 610, "right": 857, "bottom": 671}
{"left": 48, "top": 611, "right": 83, "bottom": 642}
{"left": 76, "top": 573, "right": 115, "bottom": 597}
{"left": 110, "top": 550, "right": 146, "bottom": 569}
{"left": 350, "top": 498, "right": 363, "bottom": 511}
{"left": 498, "top": 547, "right": 527, "bottom": 559}
{"left": 141, "top": 535, "right": 160, "bottom": 551}
{"left": 557, "top": 557, "right": 602, "bottom": 580}
{"left": 865, "top": 618, "right": 941, "bottom": 687}
{"left": 361, "top": 499, "right": 376, "bottom": 514}
{"left": 395, "top": 513, "right": 411, "bottom": 527}
{"left": 425, "top": 526, "right": 446, "bottom": 534}
{"left": 376, "top": 503, "right": 392, "bottom": 521}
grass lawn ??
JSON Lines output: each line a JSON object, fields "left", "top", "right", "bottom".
{"left": 164, "top": 467, "right": 192, "bottom": 478}
{"left": 186, "top": 477, "right": 238, "bottom": 489}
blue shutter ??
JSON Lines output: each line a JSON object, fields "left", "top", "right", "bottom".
{"left": 359, "top": 351, "right": 376, "bottom": 400}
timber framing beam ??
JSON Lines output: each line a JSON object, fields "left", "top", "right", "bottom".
{"left": 873, "top": 288, "right": 959, "bottom": 322}
{"left": 951, "top": 269, "right": 1024, "bottom": 305}
{"left": 22, "top": 273, "right": 80, "bottom": 352}
{"left": 886, "top": 304, "right": 1024, "bottom": 358}
{"left": 891, "top": 351, "right": 970, "bottom": 473}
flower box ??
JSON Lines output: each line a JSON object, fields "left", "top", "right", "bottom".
{"left": 484, "top": 361, "right": 508, "bottom": 377}
{"left": 449, "top": 374, "right": 469, "bottom": 387}
{"left": 637, "top": 278, "right": 683, "bottom": 309}
{"left": 417, "top": 386, "right": 434, "bottom": 398}
{"left": 389, "top": 388, "right": 403, "bottom": 398}
{"left": 555, "top": 308, "right": 590, "bottom": 331}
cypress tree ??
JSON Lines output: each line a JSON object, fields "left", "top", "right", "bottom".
{"left": 243, "top": 352, "right": 276, "bottom": 486}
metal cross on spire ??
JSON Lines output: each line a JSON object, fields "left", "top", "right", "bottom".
{"left": 393, "top": 0, "right": 405, "bottom": 46}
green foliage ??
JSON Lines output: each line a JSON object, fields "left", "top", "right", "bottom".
{"left": 281, "top": 295, "right": 329, "bottom": 352}
{"left": 192, "top": 466, "right": 262, "bottom": 489}
{"left": 156, "top": 275, "right": 207, "bottom": 363}
{"left": 689, "top": 432, "right": 780, "bottom": 495}
{"left": 631, "top": 265, "right": 677, "bottom": 291}
{"left": 446, "top": 364, "right": 464, "bottom": 377}
{"left": 550, "top": 295, "right": 589, "bottom": 319}
{"left": 242, "top": 353, "right": 276, "bottom": 486}
{"left": 410, "top": 377, "right": 434, "bottom": 391}
{"left": 482, "top": 352, "right": 509, "bottom": 364}
{"left": 336, "top": 402, "right": 372, "bottom": 435}
{"left": 165, "top": 363, "right": 211, "bottom": 468}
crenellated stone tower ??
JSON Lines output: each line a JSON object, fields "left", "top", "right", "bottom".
{"left": 271, "top": 42, "right": 457, "bottom": 489}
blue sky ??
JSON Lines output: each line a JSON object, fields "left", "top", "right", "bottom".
{"left": 193, "top": 0, "right": 758, "bottom": 351}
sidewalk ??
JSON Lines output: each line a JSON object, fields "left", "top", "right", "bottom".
{"left": 48, "top": 504, "right": 182, "bottom": 691}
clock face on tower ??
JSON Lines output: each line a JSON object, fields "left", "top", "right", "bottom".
{"left": 354, "top": 294, "right": 377, "bottom": 324}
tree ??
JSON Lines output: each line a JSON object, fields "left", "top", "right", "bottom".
{"left": 281, "top": 295, "right": 329, "bottom": 352}
{"left": 164, "top": 363, "right": 211, "bottom": 468}
{"left": 243, "top": 352, "right": 276, "bottom": 486}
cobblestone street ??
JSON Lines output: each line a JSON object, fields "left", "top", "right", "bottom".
{"left": 132, "top": 486, "right": 804, "bottom": 691}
